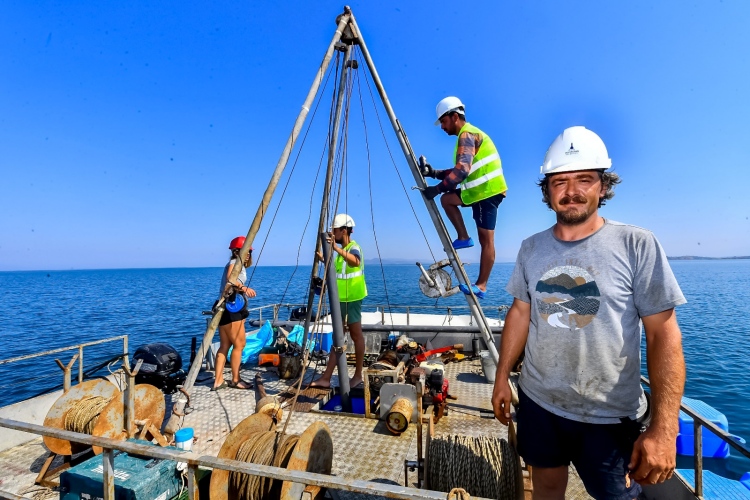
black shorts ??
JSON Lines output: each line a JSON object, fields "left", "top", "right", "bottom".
{"left": 454, "top": 190, "right": 505, "bottom": 230}
{"left": 214, "top": 300, "right": 249, "bottom": 326}
{"left": 517, "top": 389, "right": 643, "bottom": 500}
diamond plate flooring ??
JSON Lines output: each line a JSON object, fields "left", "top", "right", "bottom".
{"left": 0, "top": 358, "right": 593, "bottom": 499}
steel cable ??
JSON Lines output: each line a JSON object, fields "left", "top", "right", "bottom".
{"left": 231, "top": 430, "right": 300, "bottom": 499}
{"left": 427, "top": 434, "right": 519, "bottom": 500}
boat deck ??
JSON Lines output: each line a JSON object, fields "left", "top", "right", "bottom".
{"left": 0, "top": 357, "right": 593, "bottom": 499}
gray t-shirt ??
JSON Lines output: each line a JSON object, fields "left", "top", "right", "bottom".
{"left": 506, "top": 219, "right": 686, "bottom": 423}
{"left": 219, "top": 259, "right": 247, "bottom": 296}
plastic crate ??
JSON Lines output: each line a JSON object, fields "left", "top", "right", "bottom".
{"left": 60, "top": 444, "right": 182, "bottom": 500}
{"left": 677, "top": 469, "right": 750, "bottom": 499}
{"left": 676, "top": 397, "right": 745, "bottom": 458}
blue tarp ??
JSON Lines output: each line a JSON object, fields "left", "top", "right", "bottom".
{"left": 287, "top": 324, "right": 315, "bottom": 351}
{"left": 228, "top": 320, "right": 275, "bottom": 365}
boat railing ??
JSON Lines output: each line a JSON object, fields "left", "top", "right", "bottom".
{"left": 641, "top": 375, "right": 750, "bottom": 497}
{"left": 0, "top": 416, "right": 490, "bottom": 500}
{"left": 244, "top": 302, "right": 509, "bottom": 326}
{"left": 0, "top": 335, "right": 128, "bottom": 392}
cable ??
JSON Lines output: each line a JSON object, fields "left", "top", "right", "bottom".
{"left": 427, "top": 434, "right": 519, "bottom": 500}
{"left": 247, "top": 54, "right": 338, "bottom": 285}
{"left": 358, "top": 46, "right": 438, "bottom": 264}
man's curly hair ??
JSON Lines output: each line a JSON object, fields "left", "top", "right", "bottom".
{"left": 537, "top": 171, "right": 621, "bottom": 209}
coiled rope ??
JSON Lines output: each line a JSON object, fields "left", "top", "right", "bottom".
{"left": 230, "top": 430, "right": 300, "bottom": 499}
{"left": 427, "top": 434, "right": 519, "bottom": 500}
{"left": 64, "top": 396, "right": 112, "bottom": 434}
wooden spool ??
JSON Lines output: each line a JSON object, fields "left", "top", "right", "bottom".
{"left": 43, "top": 379, "right": 120, "bottom": 456}
{"left": 386, "top": 397, "right": 413, "bottom": 435}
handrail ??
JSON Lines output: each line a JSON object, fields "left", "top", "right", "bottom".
{"left": 0, "top": 335, "right": 128, "bottom": 366}
{"left": 0, "top": 417, "right": 489, "bottom": 500}
{"left": 641, "top": 375, "right": 750, "bottom": 498}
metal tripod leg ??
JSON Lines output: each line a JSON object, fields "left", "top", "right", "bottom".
{"left": 346, "top": 13, "right": 499, "bottom": 365}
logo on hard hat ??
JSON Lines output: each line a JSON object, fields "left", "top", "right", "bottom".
{"left": 565, "top": 143, "right": 579, "bottom": 156}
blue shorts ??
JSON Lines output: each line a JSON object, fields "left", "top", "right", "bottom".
{"left": 455, "top": 190, "right": 505, "bottom": 230}
{"left": 517, "top": 389, "right": 643, "bottom": 500}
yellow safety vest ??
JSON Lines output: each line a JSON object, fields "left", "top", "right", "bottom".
{"left": 335, "top": 240, "right": 367, "bottom": 302}
{"left": 453, "top": 123, "right": 507, "bottom": 205}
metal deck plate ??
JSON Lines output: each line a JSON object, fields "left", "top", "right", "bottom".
{"left": 0, "top": 358, "right": 592, "bottom": 499}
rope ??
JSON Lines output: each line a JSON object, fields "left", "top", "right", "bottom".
{"left": 230, "top": 430, "right": 300, "bottom": 499}
{"left": 447, "top": 488, "right": 470, "bottom": 500}
{"left": 427, "top": 434, "right": 519, "bottom": 500}
{"left": 64, "top": 396, "right": 112, "bottom": 435}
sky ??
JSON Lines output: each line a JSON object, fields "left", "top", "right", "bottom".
{"left": 1, "top": 1, "right": 749, "bottom": 271}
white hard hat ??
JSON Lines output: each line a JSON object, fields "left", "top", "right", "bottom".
{"left": 331, "top": 213, "right": 355, "bottom": 229}
{"left": 540, "top": 126, "right": 612, "bottom": 175}
{"left": 434, "top": 96, "right": 465, "bottom": 125}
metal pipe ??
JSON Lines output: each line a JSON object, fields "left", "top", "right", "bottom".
{"left": 322, "top": 232, "right": 351, "bottom": 411}
{"left": 303, "top": 40, "right": 351, "bottom": 353}
{"left": 0, "top": 335, "right": 127, "bottom": 366}
{"left": 187, "top": 464, "right": 198, "bottom": 500}
{"left": 78, "top": 345, "right": 84, "bottom": 384}
{"left": 102, "top": 448, "right": 115, "bottom": 500}
{"left": 251, "top": 320, "right": 502, "bottom": 334}
{"left": 166, "top": 12, "right": 352, "bottom": 436}
{"left": 693, "top": 421, "right": 703, "bottom": 498}
{"left": 416, "top": 263, "right": 435, "bottom": 288}
{"left": 1, "top": 415, "right": 491, "bottom": 500}
{"left": 346, "top": 13, "right": 499, "bottom": 365}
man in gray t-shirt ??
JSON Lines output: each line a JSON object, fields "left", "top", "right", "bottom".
{"left": 492, "top": 126, "right": 686, "bottom": 499}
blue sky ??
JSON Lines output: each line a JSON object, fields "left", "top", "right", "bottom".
{"left": 1, "top": 1, "right": 749, "bottom": 271}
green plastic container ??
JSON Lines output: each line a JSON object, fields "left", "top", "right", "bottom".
{"left": 60, "top": 443, "right": 183, "bottom": 500}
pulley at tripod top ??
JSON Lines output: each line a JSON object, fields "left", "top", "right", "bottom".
{"left": 418, "top": 268, "right": 452, "bottom": 298}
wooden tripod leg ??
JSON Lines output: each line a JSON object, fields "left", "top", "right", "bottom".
{"left": 148, "top": 423, "right": 168, "bottom": 447}
{"left": 35, "top": 453, "right": 55, "bottom": 486}
{"left": 36, "top": 453, "right": 72, "bottom": 488}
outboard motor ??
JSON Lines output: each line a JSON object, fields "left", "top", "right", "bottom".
{"left": 132, "top": 343, "right": 186, "bottom": 394}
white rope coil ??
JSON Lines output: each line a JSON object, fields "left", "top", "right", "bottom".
{"left": 427, "top": 434, "right": 519, "bottom": 500}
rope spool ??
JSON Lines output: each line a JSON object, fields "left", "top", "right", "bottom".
{"left": 230, "top": 430, "right": 300, "bottom": 499}
{"left": 427, "top": 434, "right": 520, "bottom": 500}
{"left": 211, "top": 414, "right": 333, "bottom": 500}
{"left": 63, "top": 396, "right": 112, "bottom": 435}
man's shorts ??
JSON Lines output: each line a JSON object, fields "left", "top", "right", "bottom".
{"left": 454, "top": 190, "right": 505, "bottom": 230}
{"left": 517, "top": 389, "right": 643, "bottom": 500}
{"left": 340, "top": 300, "right": 362, "bottom": 325}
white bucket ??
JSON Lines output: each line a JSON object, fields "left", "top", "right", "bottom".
{"left": 175, "top": 427, "right": 194, "bottom": 451}
{"left": 479, "top": 351, "right": 496, "bottom": 384}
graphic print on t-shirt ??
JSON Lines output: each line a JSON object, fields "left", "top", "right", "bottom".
{"left": 535, "top": 265, "right": 600, "bottom": 330}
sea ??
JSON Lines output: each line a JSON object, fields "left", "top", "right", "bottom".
{"left": 1, "top": 260, "right": 749, "bottom": 477}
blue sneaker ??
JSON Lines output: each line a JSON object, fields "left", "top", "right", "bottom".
{"left": 452, "top": 237, "right": 475, "bottom": 250}
{"left": 459, "top": 283, "right": 486, "bottom": 299}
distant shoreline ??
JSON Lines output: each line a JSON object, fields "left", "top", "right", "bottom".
{"left": 667, "top": 256, "right": 750, "bottom": 261}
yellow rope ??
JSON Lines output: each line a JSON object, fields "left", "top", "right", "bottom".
{"left": 64, "top": 396, "right": 111, "bottom": 435}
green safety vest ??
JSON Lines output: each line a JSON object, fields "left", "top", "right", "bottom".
{"left": 453, "top": 123, "right": 507, "bottom": 205}
{"left": 335, "top": 240, "right": 367, "bottom": 302}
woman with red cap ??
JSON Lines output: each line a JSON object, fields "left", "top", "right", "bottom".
{"left": 212, "top": 236, "right": 256, "bottom": 390}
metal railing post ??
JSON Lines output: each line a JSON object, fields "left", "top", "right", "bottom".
{"left": 78, "top": 345, "right": 84, "bottom": 384}
{"left": 693, "top": 421, "right": 703, "bottom": 497}
{"left": 187, "top": 464, "right": 198, "bottom": 499}
{"left": 102, "top": 448, "right": 115, "bottom": 500}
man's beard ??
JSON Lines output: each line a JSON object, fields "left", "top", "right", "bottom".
{"left": 556, "top": 195, "right": 593, "bottom": 225}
